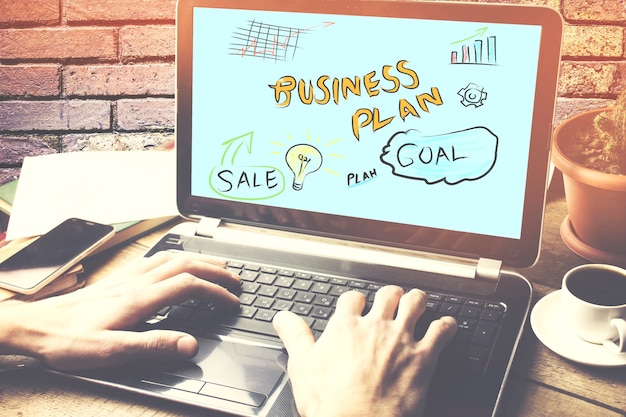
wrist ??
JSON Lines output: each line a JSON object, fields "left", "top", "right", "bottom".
{"left": 0, "top": 301, "right": 41, "bottom": 358}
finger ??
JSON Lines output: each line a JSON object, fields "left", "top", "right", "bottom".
{"left": 367, "top": 285, "right": 404, "bottom": 319}
{"left": 421, "top": 316, "right": 458, "bottom": 353}
{"left": 273, "top": 311, "right": 315, "bottom": 361}
{"left": 124, "top": 273, "right": 240, "bottom": 321}
{"left": 46, "top": 330, "right": 200, "bottom": 371}
{"left": 334, "top": 290, "right": 367, "bottom": 317}
{"left": 139, "top": 254, "right": 241, "bottom": 291}
{"left": 395, "top": 289, "right": 427, "bottom": 331}
{"left": 129, "top": 251, "right": 226, "bottom": 275}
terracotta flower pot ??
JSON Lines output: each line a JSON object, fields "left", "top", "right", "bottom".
{"left": 552, "top": 109, "right": 626, "bottom": 267}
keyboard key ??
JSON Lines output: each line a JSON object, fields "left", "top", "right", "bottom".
{"left": 440, "top": 302, "right": 460, "bottom": 315}
{"left": 276, "top": 276, "right": 295, "bottom": 287}
{"left": 274, "top": 300, "right": 294, "bottom": 311}
{"left": 227, "top": 261, "right": 244, "bottom": 269}
{"left": 255, "top": 309, "right": 276, "bottom": 322}
{"left": 313, "top": 294, "right": 335, "bottom": 307}
{"left": 253, "top": 296, "right": 274, "bottom": 309}
{"left": 238, "top": 306, "right": 257, "bottom": 318}
{"left": 294, "top": 292, "right": 315, "bottom": 303}
{"left": 239, "top": 270, "right": 259, "bottom": 281}
{"left": 480, "top": 309, "right": 501, "bottom": 322}
{"left": 312, "top": 319, "right": 328, "bottom": 332}
{"left": 472, "top": 321, "right": 498, "bottom": 346}
{"left": 294, "top": 279, "right": 313, "bottom": 291}
{"left": 311, "top": 282, "right": 331, "bottom": 294}
{"left": 330, "top": 277, "right": 347, "bottom": 285}
{"left": 330, "top": 286, "right": 349, "bottom": 297}
{"left": 257, "top": 273, "right": 276, "bottom": 285}
{"left": 258, "top": 285, "right": 278, "bottom": 297}
{"left": 276, "top": 289, "right": 296, "bottom": 300}
{"left": 261, "top": 266, "right": 278, "bottom": 274}
{"left": 312, "top": 275, "right": 330, "bottom": 282}
{"left": 460, "top": 305, "right": 480, "bottom": 318}
{"left": 241, "top": 282, "right": 260, "bottom": 293}
{"left": 292, "top": 303, "right": 312, "bottom": 315}
{"left": 426, "top": 300, "right": 441, "bottom": 311}
{"left": 311, "top": 306, "right": 332, "bottom": 319}
{"left": 457, "top": 318, "right": 476, "bottom": 331}
{"left": 239, "top": 293, "right": 256, "bottom": 305}
{"left": 244, "top": 264, "right": 261, "bottom": 271}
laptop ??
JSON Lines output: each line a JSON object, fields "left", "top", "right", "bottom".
{"left": 58, "top": 1, "right": 562, "bottom": 416}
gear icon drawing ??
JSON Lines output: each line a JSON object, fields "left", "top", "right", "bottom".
{"left": 458, "top": 83, "right": 487, "bottom": 107}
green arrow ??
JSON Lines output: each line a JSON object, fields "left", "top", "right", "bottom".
{"left": 451, "top": 27, "right": 488, "bottom": 45}
{"left": 220, "top": 131, "right": 254, "bottom": 165}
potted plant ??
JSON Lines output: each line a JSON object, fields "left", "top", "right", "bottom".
{"left": 551, "top": 89, "right": 626, "bottom": 267}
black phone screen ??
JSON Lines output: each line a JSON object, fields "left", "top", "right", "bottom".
{"left": 0, "top": 218, "right": 114, "bottom": 293}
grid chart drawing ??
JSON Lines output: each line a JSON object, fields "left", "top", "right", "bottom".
{"left": 230, "top": 19, "right": 305, "bottom": 61}
{"left": 451, "top": 36, "right": 497, "bottom": 65}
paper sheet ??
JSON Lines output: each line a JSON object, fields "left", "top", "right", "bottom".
{"left": 7, "top": 151, "right": 179, "bottom": 240}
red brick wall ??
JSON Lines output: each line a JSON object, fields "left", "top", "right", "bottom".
{"left": 1, "top": 0, "right": 625, "bottom": 184}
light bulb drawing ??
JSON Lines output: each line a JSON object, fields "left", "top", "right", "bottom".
{"left": 285, "top": 144, "right": 323, "bottom": 191}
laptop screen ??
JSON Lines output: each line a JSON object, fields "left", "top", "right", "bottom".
{"left": 177, "top": 0, "right": 562, "bottom": 267}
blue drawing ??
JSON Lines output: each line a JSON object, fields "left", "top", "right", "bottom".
{"left": 380, "top": 127, "right": 498, "bottom": 185}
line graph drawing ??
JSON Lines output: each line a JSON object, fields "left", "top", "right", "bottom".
{"left": 230, "top": 19, "right": 305, "bottom": 61}
{"left": 229, "top": 20, "right": 334, "bottom": 61}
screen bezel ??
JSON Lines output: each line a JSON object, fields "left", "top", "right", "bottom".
{"left": 175, "top": 0, "right": 563, "bottom": 268}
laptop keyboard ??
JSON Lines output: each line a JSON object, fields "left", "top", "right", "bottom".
{"left": 151, "top": 260, "right": 505, "bottom": 374}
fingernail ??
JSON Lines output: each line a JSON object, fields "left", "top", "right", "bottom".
{"left": 177, "top": 335, "right": 199, "bottom": 358}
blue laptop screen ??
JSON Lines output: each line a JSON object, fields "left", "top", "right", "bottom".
{"left": 189, "top": 7, "right": 542, "bottom": 240}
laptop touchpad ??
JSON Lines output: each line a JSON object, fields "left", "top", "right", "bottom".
{"left": 149, "top": 337, "right": 286, "bottom": 407}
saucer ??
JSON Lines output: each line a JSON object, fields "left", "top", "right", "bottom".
{"left": 530, "top": 290, "right": 626, "bottom": 367}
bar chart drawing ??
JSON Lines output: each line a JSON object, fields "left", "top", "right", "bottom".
{"left": 451, "top": 36, "right": 497, "bottom": 65}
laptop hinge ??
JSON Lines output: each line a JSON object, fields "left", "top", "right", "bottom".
{"left": 475, "top": 258, "right": 502, "bottom": 281}
{"left": 195, "top": 217, "right": 222, "bottom": 239}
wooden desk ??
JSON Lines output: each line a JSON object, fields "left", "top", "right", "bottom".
{"left": 1, "top": 177, "right": 625, "bottom": 417}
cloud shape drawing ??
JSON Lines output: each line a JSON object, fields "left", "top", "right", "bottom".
{"left": 380, "top": 127, "right": 498, "bottom": 185}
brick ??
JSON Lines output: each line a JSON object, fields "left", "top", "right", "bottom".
{"left": 0, "top": 100, "right": 111, "bottom": 131}
{"left": 0, "top": 0, "right": 60, "bottom": 26}
{"left": 554, "top": 97, "right": 614, "bottom": 126}
{"left": 557, "top": 61, "right": 620, "bottom": 97}
{"left": 562, "top": 24, "right": 625, "bottom": 58}
{"left": 66, "top": 0, "right": 175, "bottom": 23}
{"left": 115, "top": 98, "right": 175, "bottom": 131}
{"left": 63, "top": 63, "right": 175, "bottom": 96}
{"left": 434, "top": 0, "right": 560, "bottom": 9}
{"left": 119, "top": 25, "right": 176, "bottom": 61}
{"left": 0, "top": 136, "right": 57, "bottom": 165}
{"left": 63, "top": 131, "right": 174, "bottom": 151}
{"left": 0, "top": 28, "right": 116, "bottom": 61}
{"left": 0, "top": 65, "right": 61, "bottom": 97}
{"left": 562, "top": 0, "right": 626, "bottom": 22}
{"left": 0, "top": 168, "right": 21, "bottom": 187}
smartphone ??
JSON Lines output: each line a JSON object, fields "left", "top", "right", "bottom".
{"left": 0, "top": 218, "right": 114, "bottom": 294}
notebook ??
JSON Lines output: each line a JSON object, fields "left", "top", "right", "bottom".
{"left": 57, "top": 1, "right": 563, "bottom": 416}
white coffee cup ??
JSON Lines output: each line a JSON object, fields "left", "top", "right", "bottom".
{"left": 561, "top": 264, "right": 626, "bottom": 354}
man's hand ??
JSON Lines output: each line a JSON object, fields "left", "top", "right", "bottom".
{"left": 0, "top": 251, "right": 240, "bottom": 370}
{"left": 273, "top": 286, "right": 457, "bottom": 417}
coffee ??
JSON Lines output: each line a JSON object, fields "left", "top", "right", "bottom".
{"left": 567, "top": 268, "right": 626, "bottom": 306}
